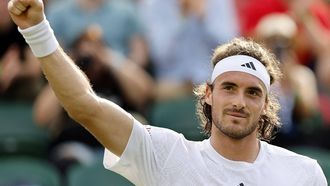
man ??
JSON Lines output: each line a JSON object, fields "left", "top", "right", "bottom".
{"left": 137, "top": 0, "right": 238, "bottom": 100}
{"left": 8, "top": 0, "right": 327, "bottom": 185}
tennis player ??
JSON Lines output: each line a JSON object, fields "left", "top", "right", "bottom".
{"left": 8, "top": 0, "right": 327, "bottom": 185}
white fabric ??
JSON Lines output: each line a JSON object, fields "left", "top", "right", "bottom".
{"left": 104, "top": 119, "right": 327, "bottom": 186}
{"left": 18, "top": 19, "right": 59, "bottom": 57}
{"left": 211, "top": 55, "right": 270, "bottom": 92}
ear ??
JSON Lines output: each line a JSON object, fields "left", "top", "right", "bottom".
{"left": 261, "top": 107, "right": 267, "bottom": 115}
{"left": 205, "top": 84, "right": 213, "bottom": 106}
{"left": 261, "top": 96, "right": 268, "bottom": 115}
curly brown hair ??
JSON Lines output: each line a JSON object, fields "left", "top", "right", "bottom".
{"left": 194, "top": 37, "right": 282, "bottom": 141}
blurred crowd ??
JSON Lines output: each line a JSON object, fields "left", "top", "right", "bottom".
{"left": 1, "top": 0, "right": 330, "bottom": 181}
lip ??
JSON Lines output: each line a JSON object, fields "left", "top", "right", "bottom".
{"left": 226, "top": 112, "right": 247, "bottom": 118}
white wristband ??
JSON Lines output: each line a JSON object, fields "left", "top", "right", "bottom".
{"left": 18, "top": 19, "right": 59, "bottom": 58}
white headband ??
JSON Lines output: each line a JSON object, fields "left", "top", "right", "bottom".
{"left": 211, "top": 55, "right": 270, "bottom": 92}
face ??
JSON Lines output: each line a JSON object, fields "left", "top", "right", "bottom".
{"left": 205, "top": 72, "right": 267, "bottom": 140}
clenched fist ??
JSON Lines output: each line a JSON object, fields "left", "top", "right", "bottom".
{"left": 8, "top": 0, "right": 44, "bottom": 29}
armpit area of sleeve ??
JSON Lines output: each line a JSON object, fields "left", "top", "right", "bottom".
{"left": 103, "top": 118, "right": 145, "bottom": 174}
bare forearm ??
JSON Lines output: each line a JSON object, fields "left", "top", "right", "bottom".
{"left": 38, "top": 47, "right": 133, "bottom": 155}
{"left": 8, "top": 0, "right": 134, "bottom": 156}
{"left": 33, "top": 85, "right": 61, "bottom": 126}
{"left": 19, "top": 48, "right": 41, "bottom": 78}
{"left": 39, "top": 47, "right": 96, "bottom": 118}
{"left": 294, "top": 67, "right": 319, "bottom": 116}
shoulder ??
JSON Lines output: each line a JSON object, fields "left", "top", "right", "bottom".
{"left": 262, "top": 142, "right": 319, "bottom": 168}
{"left": 137, "top": 123, "right": 203, "bottom": 157}
{"left": 130, "top": 119, "right": 186, "bottom": 146}
{"left": 261, "top": 142, "right": 328, "bottom": 185}
{"left": 142, "top": 124, "right": 186, "bottom": 145}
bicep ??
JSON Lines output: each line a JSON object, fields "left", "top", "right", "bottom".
{"left": 81, "top": 97, "right": 134, "bottom": 157}
{"left": 39, "top": 48, "right": 133, "bottom": 156}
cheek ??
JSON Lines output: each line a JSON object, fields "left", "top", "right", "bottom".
{"left": 248, "top": 100, "right": 265, "bottom": 116}
{"left": 211, "top": 96, "right": 228, "bottom": 114}
{"left": 212, "top": 93, "right": 224, "bottom": 105}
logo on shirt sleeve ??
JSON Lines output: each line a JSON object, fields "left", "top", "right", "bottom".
{"left": 145, "top": 125, "right": 152, "bottom": 136}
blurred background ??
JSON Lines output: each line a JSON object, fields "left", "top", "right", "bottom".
{"left": 1, "top": 0, "right": 330, "bottom": 185}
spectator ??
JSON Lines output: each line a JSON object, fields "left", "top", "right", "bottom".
{"left": 138, "top": 0, "right": 239, "bottom": 100}
{"left": 0, "top": 0, "right": 42, "bottom": 102}
{"left": 285, "top": 0, "right": 330, "bottom": 148}
{"left": 254, "top": 13, "right": 322, "bottom": 147}
{"left": 234, "top": 0, "right": 287, "bottom": 36}
{"left": 46, "top": 0, "right": 149, "bottom": 67}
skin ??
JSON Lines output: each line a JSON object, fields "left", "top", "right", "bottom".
{"left": 205, "top": 72, "right": 267, "bottom": 162}
{"left": 8, "top": 0, "right": 267, "bottom": 162}
{"left": 8, "top": 0, "right": 133, "bottom": 156}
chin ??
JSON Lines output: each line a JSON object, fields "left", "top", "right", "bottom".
{"left": 217, "top": 121, "right": 257, "bottom": 140}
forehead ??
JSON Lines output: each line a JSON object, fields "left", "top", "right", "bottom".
{"left": 214, "top": 71, "right": 267, "bottom": 91}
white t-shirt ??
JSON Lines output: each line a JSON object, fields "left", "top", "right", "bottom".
{"left": 103, "top": 119, "right": 327, "bottom": 186}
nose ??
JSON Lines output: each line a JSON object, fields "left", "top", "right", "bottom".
{"left": 232, "top": 92, "right": 246, "bottom": 110}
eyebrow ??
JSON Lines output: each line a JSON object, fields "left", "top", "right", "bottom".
{"left": 220, "top": 81, "right": 237, "bottom": 87}
{"left": 247, "top": 87, "right": 263, "bottom": 94}
{"left": 220, "top": 81, "right": 264, "bottom": 94}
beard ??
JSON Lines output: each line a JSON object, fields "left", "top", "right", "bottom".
{"left": 212, "top": 108, "right": 259, "bottom": 140}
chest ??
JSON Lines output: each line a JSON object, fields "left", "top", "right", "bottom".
{"left": 156, "top": 153, "right": 310, "bottom": 186}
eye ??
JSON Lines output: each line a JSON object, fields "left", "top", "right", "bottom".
{"left": 247, "top": 89, "right": 261, "bottom": 97}
{"left": 222, "top": 85, "right": 234, "bottom": 91}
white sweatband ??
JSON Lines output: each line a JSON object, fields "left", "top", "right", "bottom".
{"left": 211, "top": 55, "right": 270, "bottom": 92}
{"left": 18, "top": 19, "right": 59, "bottom": 58}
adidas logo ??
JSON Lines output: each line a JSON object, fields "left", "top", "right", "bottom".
{"left": 241, "top": 62, "right": 256, "bottom": 70}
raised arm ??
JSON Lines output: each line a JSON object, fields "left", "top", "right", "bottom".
{"left": 8, "top": 0, "right": 133, "bottom": 156}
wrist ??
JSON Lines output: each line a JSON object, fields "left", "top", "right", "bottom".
{"left": 18, "top": 18, "right": 59, "bottom": 58}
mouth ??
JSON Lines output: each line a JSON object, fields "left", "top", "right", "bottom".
{"left": 226, "top": 111, "right": 248, "bottom": 118}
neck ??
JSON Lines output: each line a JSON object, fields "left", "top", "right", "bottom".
{"left": 210, "top": 131, "right": 260, "bottom": 163}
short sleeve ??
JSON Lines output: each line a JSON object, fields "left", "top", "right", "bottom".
{"left": 311, "top": 160, "right": 328, "bottom": 186}
{"left": 103, "top": 119, "right": 183, "bottom": 185}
